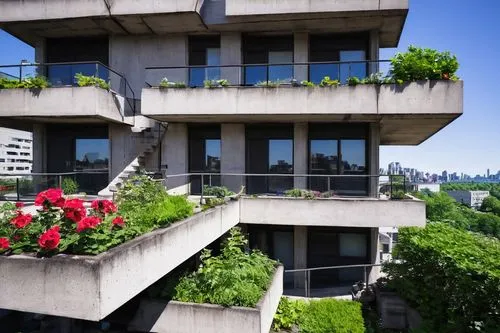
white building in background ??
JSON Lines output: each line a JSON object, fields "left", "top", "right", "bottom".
{"left": 0, "top": 127, "right": 33, "bottom": 174}
{"left": 446, "top": 190, "right": 490, "bottom": 209}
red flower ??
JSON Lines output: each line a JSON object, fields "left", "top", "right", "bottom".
{"left": 63, "top": 199, "right": 86, "bottom": 223}
{"left": 442, "top": 73, "right": 450, "bottom": 80}
{"left": 76, "top": 216, "right": 102, "bottom": 233}
{"left": 15, "top": 202, "right": 24, "bottom": 208}
{"left": 0, "top": 237, "right": 10, "bottom": 250}
{"left": 112, "top": 216, "right": 125, "bottom": 227}
{"left": 35, "top": 188, "right": 65, "bottom": 209}
{"left": 91, "top": 200, "right": 117, "bottom": 215}
{"left": 38, "top": 226, "right": 61, "bottom": 250}
{"left": 10, "top": 211, "right": 33, "bottom": 229}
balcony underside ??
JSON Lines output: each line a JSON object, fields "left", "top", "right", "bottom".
{"left": 141, "top": 81, "right": 463, "bottom": 145}
{"left": 0, "top": 87, "right": 133, "bottom": 125}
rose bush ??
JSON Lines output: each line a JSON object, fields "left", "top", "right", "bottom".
{"left": 0, "top": 189, "right": 129, "bottom": 256}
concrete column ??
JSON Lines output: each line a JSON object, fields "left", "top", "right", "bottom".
{"left": 221, "top": 123, "right": 245, "bottom": 193}
{"left": 32, "top": 124, "right": 47, "bottom": 173}
{"left": 221, "top": 32, "right": 242, "bottom": 85}
{"left": 294, "top": 33, "right": 309, "bottom": 82}
{"left": 163, "top": 123, "right": 188, "bottom": 191}
{"left": 34, "top": 38, "right": 46, "bottom": 77}
{"left": 294, "top": 123, "right": 308, "bottom": 189}
{"left": 293, "top": 226, "right": 307, "bottom": 289}
{"left": 369, "top": 227, "right": 381, "bottom": 284}
{"left": 369, "top": 123, "right": 380, "bottom": 198}
{"left": 369, "top": 30, "right": 380, "bottom": 75}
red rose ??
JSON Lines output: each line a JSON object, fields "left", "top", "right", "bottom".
{"left": 63, "top": 199, "right": 87, "bottom": 223}
{"left": 38, "top": 226, "right": 61, "bottom": 250}
{"left": 112, "top": 216, "right": 125, "bottom": 227}
{"left": 35, "top": 188, "right": 65, "bottom": 209}
{"left": 0, "top": 237, "right": 10, "bottom": 250}
{"left": 76, "top": 216, "right": 102, "bottom": 233}
{"left": 10, "top": 211, "right": 33, "bottom": 229}
{"left": 91, "top": 200, "right": 117, "bottom": 215}
{"left": 15, "top": 202, "right": 24, "bottom": 208}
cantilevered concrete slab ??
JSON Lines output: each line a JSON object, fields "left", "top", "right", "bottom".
{"left": 141, "top": 81, "right": 463, "bottom": 145}
{"left": 0, "top": 86, "right": 133, "bottom": 125}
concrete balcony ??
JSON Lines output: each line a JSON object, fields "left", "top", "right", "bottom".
{"left": 0, "top": 87, "right": 133, "bottom": 125}
{"left": 141, "top": 80, "right": 463, "bottom": 145}
{"left": 0, "top": 203, "right": 239, "bottom": 321}
{"left": 239, "top": 196, "right": 426, "bottom": 228}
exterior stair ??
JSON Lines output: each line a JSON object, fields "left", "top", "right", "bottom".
{"left": 98, "top": 124, "right": 167, "bottom": 199}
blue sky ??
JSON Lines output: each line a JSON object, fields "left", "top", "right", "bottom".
{"left": 0, "top": 0, "right": 499, "bottom": 176}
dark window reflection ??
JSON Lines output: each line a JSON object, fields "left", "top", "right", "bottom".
{"left": 75, "top": 139, "right": 109, "bottom": 171}
{"left": 310, "top": 140, "right": 338, "bottom": 192}
{"left": 205, "top": 139, "right": 221, "bottom": 173}
{"left": 268, "top": 140, "right": 293, "bottom": 193}
{"left": 338, "top": 140, "right": 366, "bottom": 196}
{"left": 48, "top": 64, "right": 109, "bottom": 87}
{"left": 309, "top": 50, "right": 366, "bottom": 84}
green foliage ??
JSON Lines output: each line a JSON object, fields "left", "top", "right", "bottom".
{"left": 0, "top": 76, "right": 50, "bottom": 89}
{"left": 480, "top": 196, "right": 500, "bottom": 216}
{"left": 272, "top": 297, "right": 306, "bottom": 331}
{"left": 361, "top": 72, "right": 384, "bottom": 85}
{"left": 319, "top": 76, "right": 340, "bottom": 87}
{"left": 300, "top": 80, "right": 316, "bottom": 87}
{"left": 203, "top": 185, "right": 234, "bottom": 198}
{"left": 390, "top": 46, "right": 459, "bottom": 82}
{"left": 391, "top": 190, "right": 406, "bottom": 200}
{"left": 441, "top": 182, "right": 500, "bottom": 200}
{"left": 115, "top": 175, "right": 167, "bottom": 213}
{"left": 61, "top": 177, "right": 79, "bottom": 195}
{"left": 299, "top": 299, "right": 365, "bottom": 333}
{"left": 284, "top": 188, "right": 302, "bottom": 198}
{"left": 204, "top": 79, "right": 229, "bottom": 88}
{"left": 383, "top": 223, "right": 500, "bottom": 332}
{"left": 173, "top": 227, "right": 276, "bottom": 307}
{"left": 284, "top": 189, "right": 320, "bottom": 199}
{"left": 159, "top": 77, "right": 187, "bottom": 88}
{"left": 347, "top": 76, "right": 361, "bottom": 86}
{"left": 75, "top": 73, "right": 109, "bottom": 90}
{"left": 255, "top": 80, "right": 283, "bottom": 87}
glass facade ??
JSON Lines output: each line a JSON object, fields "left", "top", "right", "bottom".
{"left": 188, "top": 125, "right": 221, "bottom": 193}
{"left": 188, "top": 36, "right": 221, "bottom": 87}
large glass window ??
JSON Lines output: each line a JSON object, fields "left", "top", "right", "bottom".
{"left": 268, "top": 140, "right": 293, "bottom": 193}
{"left": 205, "top": 139, "right": 221, "bottom": 173}
{"left": 75, "top": 139, "right": 109, "bottom": 171}
{"left": 189, "top": 36, "right": 221, "bottom": 87}
{"left": 189, "top": 125, "right": 221, "bottom": 193}
{"left": 310, "top": 140, "right": 338, "bottom": 192}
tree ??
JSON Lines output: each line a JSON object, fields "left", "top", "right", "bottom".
{"left": 480, "top": 196, "right": 500, "bottom": 216}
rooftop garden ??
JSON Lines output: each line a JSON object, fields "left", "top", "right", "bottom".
{"left": 0, "top": 175, "right": 218, "bottom": 257}
{"left": 0, "top": 73, "right": 110, "bottom": 90}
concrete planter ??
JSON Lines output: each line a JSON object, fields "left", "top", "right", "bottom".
{"left": 0, "top": 202, "right": 239, "bottom": 321}
{"left": 128, "top": 265, "right": 284, "bottom": 333}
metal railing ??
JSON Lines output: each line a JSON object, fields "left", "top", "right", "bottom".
{"left": 0, "top": 61, "right": 136, "bottom": 116}
{"left": 145, "top": 59, "right": 391, "bottom": 88}
{"left": 0, "top": 171, "right": 109, "bottom": 201}
{"left": 284, "top": 263, "right": 383, "bottom": 298}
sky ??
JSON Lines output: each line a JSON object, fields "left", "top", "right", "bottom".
{"left": 0, "top": 0, "right": 499, "bottom": 176}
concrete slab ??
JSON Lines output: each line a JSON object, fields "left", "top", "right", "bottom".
{"left": 128, "top": 265, "right": 284, "bottom": 333}
{"left": 0, "top": 202, "right": 240, "bottom": 321}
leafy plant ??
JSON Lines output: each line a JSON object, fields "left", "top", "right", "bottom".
{"left": 299, "top": 299, "right": 365, "bottom": 333}
{"left": 203, "top": 185, "right": 234, "bottom": 198}
{"left": 390, "top": 46, "right": 459, "bottom": 82}
{"left": 284, "top": 189, "right": 320, "bottom": 200}
{"left": 284, "top": 188, "right": 303, "bottom": 198}
{"left": 255, "top": 80, "right": 283, "bottom": 88}
{"left": 383, "top": 223, "right": 500, "bottom": 332}
{"left": 319, "top": 76, "right": 340, "bottom": 87}
{"left": 361, "top": 72, "right": 384, "bottom": 85}
{"left": 347, "top": 76, "right": 362, "bottom": 86}
{"left": 300, "top": 80, "right": 316, "bottom": 87}
{"left": 391, "top": 190, "right": 406, "bottom": 200}
{"left": 61, "top": 177, "right": 79, "bottom": 195}
{"left": 203, "top": 79, "right": 229, "bottom": 88}
{"left": 173, "top": 227, "right": 276, "bottom": 307}
{"left": 159, "top": 77, "right": 187, "bottom": 88}
{"left": 0, "top": 78, "right": 21, "bottom": 89}
{"left": 272, "top": 297, "right": 306, "bottom": 331}
{"left": 0, "top": 76, "right": 50, "bottom": 89}
{"left": 75, "top": 73, "right": 109, "bottom": 90}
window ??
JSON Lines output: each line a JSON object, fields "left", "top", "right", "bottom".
{"left": 75, "top": 139, "right": 109, "bottom": 171}
{"left": 188, "top": 125, "right": 221, "bottom": 193}
{"left": 268, "top": 140, "right": 293, "bottom": 193}
{"left": 6, "top": 152, "right": 17, "bottom": 155}
{"left": 188, "top": 36, "right": 221, "bottom": 87}
{"left": 339, "top": 233, "right": 367, "bottom": 257}
{"left": 0, "top": 159, "right": 4, "bottom": 162}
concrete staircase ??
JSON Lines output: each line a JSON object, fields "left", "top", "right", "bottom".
{"left": 98, "top": 125, "right": 166, "bottom": 199}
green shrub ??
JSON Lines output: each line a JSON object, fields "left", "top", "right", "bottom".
{"left": 391, "top": 190, "right": 406, "bottom": 200}
{"left": 203, "top": 185, "right": 234, "bottom": 198}
{"left": 0, "top": 76, "right": 50, "bottom": 89}
{"left": 61, "top": 177, "right": 79, "bottom": 195}
{"left": 390, "top": 46, "right": 459, "bottom": 82}
{"left": 0, "top": 77, "right": 20, "bottom": 89}
{"left": 116, "top": 175, "right": 167, "bottom": 212}
{"left": 383, "top": 223, "right": 500, "bottom": 332}
{"left": 204, "top": 79, "right": 229, "bottom": 88}
{"left": 173, "top": 227, "right": 276, "bottom": 307}
{"left": 319, "top": 76, "right": 340, "bottom": 87}
{"left": 75, "top": 73, "right": 110, "bottom": 90}
{"left": 361, "top": 72, "right": 384, "bottom": 85}
{"left": 347, "top": 76, "right": 362, "bottom": 86}
{"left": 159, "top": 77, "right": 186, "bottom": 88}
{"left": 284, "top": 188, "right": 303, "bottom": 198}
{"left": 299, "top": 299, "right": 365, "bottom": 333}
{"left": 300, "top": 80, "right": 316, "bottom": 87}
{"left": 255, "top": 80, "right": 283, "bottom": 88}
{"left": 480, "top": 196, "right": 500, "bottom": 216}
{"left": 272, "top": 297, "right": 306, "bottom": 331}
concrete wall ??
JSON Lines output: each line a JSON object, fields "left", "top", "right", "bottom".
{"left": 239, "top": 197, "right": 426, "bottom": 228}
{"left": 293, "top": 226, "right": 307, "bottom": 288}
{"left": 109, "top": 123, "right": 140, "bottom": 179}
{"left": 0, "top": 87, "right": 131, "bottom": 124}
{"left": 225, "top": 0, "right": 408, "bottom": 16}
{"left": 293, "top": 123, "right": 308, "bottom": 189}
{"left": 0, "top": 203, "right": 240, "bottom": 321}
{"left": 369, "top": 123, "right": 380, "bottom": 197}
{"left": 32, "top": 123, "right": 47, "bottom": 173}
{"left": 221, "top": 123, "right": 245, "bottom": 192}
{"left": 128, "top": 265, "right": 283, "bottom": 333}
{"left": 220, "top": 32, "right": 242, "bottom": 86}
{"left": 163, "top": 123, "right": 188, "bottom": 189}
{"left": 369, "top": 227, "right": 380, "bottom": 283}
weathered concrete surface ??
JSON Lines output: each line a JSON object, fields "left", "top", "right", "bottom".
{"left": 0, "top": 87, "right": 132, "bottom": 125}
{"left": 142, "top": 81, "right": 463, "bottom": 145}
{"left": 0, "top": 203, "right": 239, "bottom": 321}
{"left": 239, "top": 197, "right": 426, "bottom": 228}
{"left": 128, "top": 265, "right": 284, "bottom": 333}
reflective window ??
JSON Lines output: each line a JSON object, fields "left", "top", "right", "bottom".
{"left": 205, "top": 139, "right": 221, "bottom": 172}
{"left": 341, "top": 140, "right": 366, "bottom": 174}
{"left": 339, "top": 51, "right": 366, "bottom": 83}
{"left": 75, "top": 139, "right": 109, "bottom": 171}
{"left": 190, "top": 48, "right": 221, "bottom": 87}
{"left": 339, "top": 233, "right": 367, "bottom": 257}
{"left": 269, "top": 139, "right": 293, "bottom": 193}
{"left": 310, "top": 140, "right": 338, "bottom": 174}
{"left": 48, "top": 64, "right": 109, "bottom": 87}
{"left": 269, "top": 51, "right": 293, "bottom": 82}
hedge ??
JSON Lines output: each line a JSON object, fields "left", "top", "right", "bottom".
{"left": 299, "top": 299, "right": 365, "bottom": 333}
{"left": 383, "top": 223, "right": 500, "bottom": 332}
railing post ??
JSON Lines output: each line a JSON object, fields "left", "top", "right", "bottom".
{"left": 19, "top": 65, "right": 22, "bottom": 83}
{"left": 200, "top": 174, "right": 204, "bottom": 205}
{"left": 95, "top": 62, "right": 99, "bottom": 78}
{"left": 304, "top": 270, "right": 308, "bottom": 297}
{"left": 266, "top": 64, "right": 270, "bottom": 83}
{"left": 16, "top": 178, "right": 20, "bottom": 202}
{"left": 307, "top": 270, "right": 311, "bottom": 297}
{"left": 58, "top": 175, "right": 62, "bottom": 189}
{"left": 327, "top": 176, "right": 331, "bottom": 193}
{"left": 209, "top": 174, "right": 212, "bottom": 187}
{"left": 364, "top": 266, "right": 368, "bottom": 287}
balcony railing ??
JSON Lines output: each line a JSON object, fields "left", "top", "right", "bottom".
{"left": 145, "top": 60, "right": 391, "bottom": 88}
{"left": 0, "top": 61, "right": 136, "bottom": 116}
